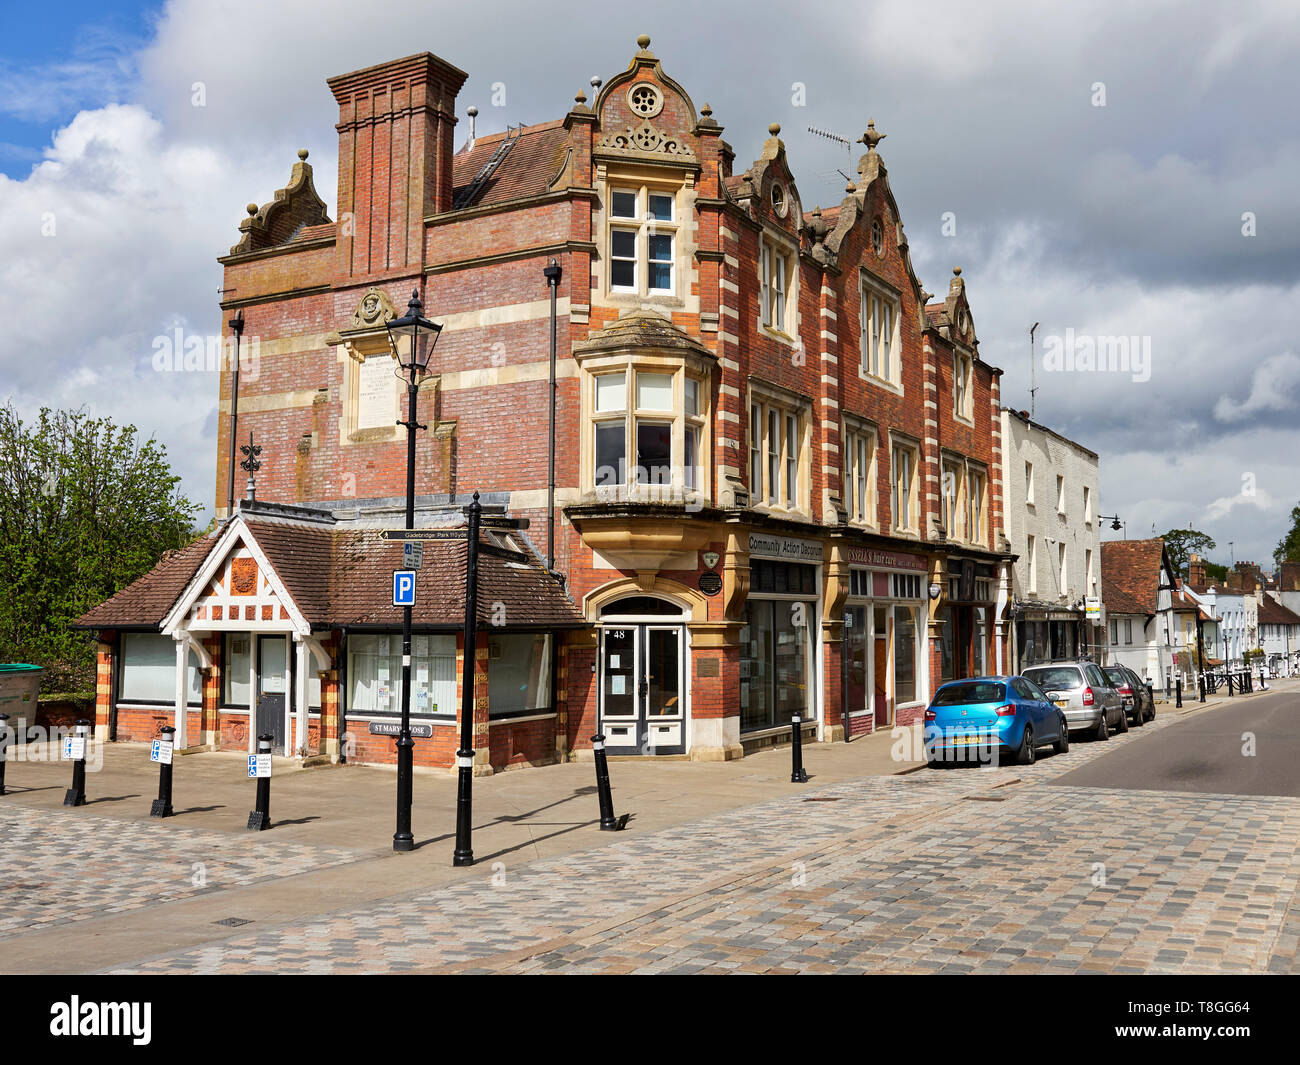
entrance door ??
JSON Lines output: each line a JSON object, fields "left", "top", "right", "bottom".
{"left": 873, "top": 605, "right": 890, "bottom": 727}
{"left": 600, "top": 624, "right": 685, "bottom": 755}
{"left": 256, "top": 635, "right": 288, "bottom": 750}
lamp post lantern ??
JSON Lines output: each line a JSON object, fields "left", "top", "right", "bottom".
{"left": 385, "top": 289, "right": 442, "bottom": 853}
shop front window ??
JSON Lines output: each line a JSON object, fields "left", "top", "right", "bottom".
{"left": 845, "top": 606, "right": 868, "bottom": 713}
{"left": 348, "top": 634, "right": 456, "bottom": 715}
{"left": 487, "top": 633, "right": 552, "bottom": 719}
{"left": 740, "top": 596, "right": 814, "bottom": 733}
{"left": 895, "top": 607, "right": 918, "bottom": 703}
{"left": 973, "top": 607, "right": 988, "bottom": 676}
{"left": 937, "top": 606, "right": 954, "bottom": 683}
{"left": 120, "top": 633, "right": 201, "bottom": 705}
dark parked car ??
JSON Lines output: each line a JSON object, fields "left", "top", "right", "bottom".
{"left": 1103, "top": 664, "right": 1155, "bottom": 726}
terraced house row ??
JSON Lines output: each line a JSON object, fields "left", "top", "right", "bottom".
{"left": 76, "top": 35, "right": 1014, "bottom": 772}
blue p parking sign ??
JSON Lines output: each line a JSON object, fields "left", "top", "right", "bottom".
{"left": 393, "top": 570, "right": 416, "bottom": 607}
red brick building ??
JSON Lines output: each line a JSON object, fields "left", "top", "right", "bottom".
{"left": 78, "top": 35, "right": 1013, "bottom": 771}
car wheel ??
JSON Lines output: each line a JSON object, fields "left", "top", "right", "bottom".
{"left": 1094, "top": 713, "right": 1109, "bottom": 741}
{"left": 1016, "top": 726, "right": 1036, "bottom": 766}
{"left": 1115, "top": 705, "right": 1129, "bottom": 733}
{"left": 1133, "top": 705, "right": 1145, "bottom": 726}
{"left": 1054, "top": 716, "right": 1070, "bottom": 754}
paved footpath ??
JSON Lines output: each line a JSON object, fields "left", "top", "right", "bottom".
{"left": 101, "top": 701, "right": 1300, "bottom": 975}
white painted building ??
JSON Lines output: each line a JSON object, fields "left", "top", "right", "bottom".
{"left": 999, "top": 408, "right": 1102, "bottom": 669}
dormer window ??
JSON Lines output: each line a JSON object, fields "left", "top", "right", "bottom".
{"left": 608, "top": 185, "right": 677, "bottom": 296}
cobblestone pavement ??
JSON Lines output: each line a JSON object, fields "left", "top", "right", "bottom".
{"left": 0, "top": 806, "right": 366, "bottom": 938}
{"left": 108, "top": 710, "right": 1300, "bottom": 975}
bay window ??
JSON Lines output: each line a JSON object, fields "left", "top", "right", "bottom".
{"left": 587, "top": 363, "right": 710, "bottom": 498}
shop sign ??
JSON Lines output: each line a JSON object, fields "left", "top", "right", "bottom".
{"left": 843, "top": 545, "right": 927, "bottom": 571}
{"left": 749, "top": 533, "right": 822, "bottom": 562}
{"left": 1085, "top": 597, "right": 1101, "bottom": 620}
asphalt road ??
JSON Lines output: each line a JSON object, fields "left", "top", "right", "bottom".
{"left": 1051, "top": 690, "right": 1300, "bottom": 798}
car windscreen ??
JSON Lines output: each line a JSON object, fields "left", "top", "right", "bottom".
{"left": 931, "top": 681, "right": 1006, "bottom": 706}
{"left": 1023, "top": 666, "right": 1083, "bottom": 691}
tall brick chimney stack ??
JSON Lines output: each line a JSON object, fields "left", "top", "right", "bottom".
{"left": 328, "top": 52, "right": 468, "bottom": 280}
{"left": 1281, "top": 561, "right": 1300, "bottom": 592}
{"left": 1188, "top": 553, "right": 1207, "bottom": 587}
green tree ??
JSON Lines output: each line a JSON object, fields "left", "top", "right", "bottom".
{"left": 0, "top": 404, "right": 199, "bottom": 689}
{"left": 1203, "top": 560, "right": 1229, "bottom": 584}
{"left": 1159, "top": 527, "right": 1217, "bottom": 579}
{"left": 1274, "top": 502, "right": 1300, "bottom": 566}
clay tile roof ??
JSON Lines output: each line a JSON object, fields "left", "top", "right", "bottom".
{"left": 1101, "top": 539, "right": 1167, "bottom": 615}
{"left": 75, "top": 518, "right": 587, "bottom": 633}
{"left": 452, "top": 121, "right": 569, "bottom": 209}
{"left": 245, "top": 520, "right": 337, "bottom": 627}
{"left": 1258, "top": 596, "right": 1300, "bottom": 626}
{"left": 328, "top": 529, "right": 585, "bottom": 628}
{"left": 72, "top": 535, "right": 219, "bottom": 629}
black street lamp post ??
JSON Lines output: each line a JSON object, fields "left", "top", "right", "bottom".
{"left": 453, "top": 491, "right": 482, "bottom": 866}
{"left": 386, "top": 289, "right": 442, "bottom": 853}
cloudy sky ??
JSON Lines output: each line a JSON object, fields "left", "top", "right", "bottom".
{"left": 2, "top": 0, "right": 1297, "bottom": 567}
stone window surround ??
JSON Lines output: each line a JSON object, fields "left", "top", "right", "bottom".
{"left": 952, "top": 346, "right": 974, "bottom": 425}
{"left": 747, "top": 376, "right": 812, "bottom": 520}
{"left": 757, "top": 229, "right": 800, "bottom": 345}
{"left": 841, "top": 412, "right": 879, "bottom": 530}
{"left": 593, "top": 164, "right": 698, "bottom": 314}
{"left": 887, "top": 431, "right": 922, "bottom": 536}
{"left": 858, "top": 270, "right": 903, "bottom": 394}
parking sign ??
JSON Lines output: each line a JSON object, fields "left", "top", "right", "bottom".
{"left": 393, "top": 570, "right": 416, "bottom": 606}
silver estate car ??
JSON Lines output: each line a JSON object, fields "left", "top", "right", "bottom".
{"left": 1022, "top": 661, "right": 1126, "bottom": 740}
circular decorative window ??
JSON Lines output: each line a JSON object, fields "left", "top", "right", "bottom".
{"left": 771, "top": 182, "right": 787, "bottom": 217}
{"left": 627, "top": 82, "right": 664, "bottom": 119}
{"left": 871, "top": 219, "right": 885, "bottom": 257}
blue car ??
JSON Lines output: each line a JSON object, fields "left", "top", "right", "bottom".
{"left": 924, "top": 675, "right": 1070, "bottom": 767}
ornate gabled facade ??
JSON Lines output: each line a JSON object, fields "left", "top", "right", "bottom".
{"left": 80, "top": 35, "right": 1013, "bottom": 771}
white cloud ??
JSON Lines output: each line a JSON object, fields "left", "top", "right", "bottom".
{"left": 1213, "top": 352, "right": 1300, "bottom": 422}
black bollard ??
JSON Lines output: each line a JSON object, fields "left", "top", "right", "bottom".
{"left": 591, "top": 733, "right": 627, "bottom": 831}
{"left": 790, "top": 713, "right": 809, "bottom": 783}
{"left": 246, "top": 734, "right": 273, "bottom": 831}
{"left": 150, "top": 725, "right": 176, "bottom": 818}
{"left": 62, "top": 718, "right": 90, "bottom": 807}
{"left": 1175, "top": 677, "right": 1182, "bottom": 708}
{"left": 1199, "top": 671, "right": 1206, "bottom": 702}
{"left": 0, "top": 713, "right": 8, "bottom": 796}
{"left": 1226, "top": 671, "right": 1234, "bottom": 697}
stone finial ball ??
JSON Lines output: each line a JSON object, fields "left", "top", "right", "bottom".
{"left": 298, "top": 148, "right": 309, "bottom": 160}
{"left": 769, "top": 122, "right": 781, "bottom": 136}
{"left": 637, "top": 34, "right": 651, "bottom": 48}
{"left": 246, "top": 203, "right": 258, "bottom": 215}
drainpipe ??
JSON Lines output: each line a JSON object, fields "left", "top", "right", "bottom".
{"left": 225, "top": 309, "right": 245, "bottom": 517}
{"left": 543, "top": 259, "right": 562, "bottom": 571}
